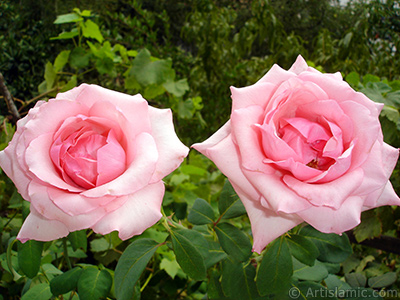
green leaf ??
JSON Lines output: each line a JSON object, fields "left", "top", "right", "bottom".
{"left": 345, "top": 272, "right": 367, "bottom": 288}
{"left": 178, "top": 98, "right": 196, "bottom": 119}
{"left": 292, "top": 259, "right": 328, "bottom": 282}
{"left": 50, "top": 267, "right": 83, "bottom": 295}
{"left": 82, "top": 19, "right": 104, "bottom": 43}
{"left": 215, "top": 223, "right": 252, "bottom": 262}
{"left": 381, "top": 105, "right": 400, "bottom": 124}
{"left": 188, "top": 198, "right": 215, "bottom": 225}
{"left": 163, "top": 78, "right": 189, "bottom": 97}
{"left": 68, "top": 230, "right": 87, "bottom": 252}
{"left": 180, "top": 165, "right": 208, "bottom": 176}
{"left": 54, "top": 50, "right": 71, "bottom": 72}
{"left": 286, "top": 234, "right": 319, "bottom": 266}
{"left": 69, "top": 47, "right": 90, "bottom": 69}
{"left": 114, "top": 239, "right": 158, "bottom": 300}
{"left": 324, "top": 274, "right": 352, "bottom": 292}
{"left": 170, "top": 230, "right": 206, "bottom": 280}
{"left": 218, "top": 180, "right": 246, "bottom": 219}
{"left": 21, "top": 283, "right": 52, "bottom": 300}
{"left": 18, "top": 240, "right": 43, "bottom": 278}
{"left": 90, "top": 238, "right": 111, "bottom": 252}
{"left": 368, "top": 272, "right": 397, "bottom": 288}
{"left": 206, "top": 240, "right": 228, "bottom": 268}
{"left": 80, "top": 10, "right": 91, "bottom": 17}
{"left": 77, "top": 267, "right": 112, "bottom": 300}
{"left": 385, "top": 90, "right": 400, "bottom": 106}
{"left": 360, "top": 82, "right": 392, "bottom": 104}
{"left": 363, "top": 74, "right": 381, "bottom": 84}
{"left": 44, "top": 62, "right": 56, "bottom": 91}
{"left": 345, "top": 71, "right": 360, "bottom": 88}
{"left": 221, "top": 260, "right": 259, "bottom": 300}
{"left": 143, "top": 84, "right": 165, "bottom": 99}
{"left": 208, "top": 269, "right": 226, "bottom": 300}
{"left": 256, "top": 236, "right": 293, "bottom": 296}
{"left": 299, "top": 225, "right": 352, "bottom": 263}
{"left": 160, "top": 257, "right": 180, "bottom": 279}
{"left": 131, "top": 49, "right": 174, "bottom": 86}
{"left": 60, "top": 75, "right": 77, "bottom": 92}
{"left": 95, "top": 56, "right": 114, "bottom": 74}
{"left": 51, "top": 29, "right": 79, "bottom": 40}
{"left": 54, "top": 13, "right": 82, "bottom": 24}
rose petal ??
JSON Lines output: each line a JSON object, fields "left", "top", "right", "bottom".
{"left": 231, "top": 82, "right": 278, "bottom": 111}
{"left": 283, "top": 168, "right": 364, "bottom": 209}
{"left": 295, "top": 100, "right": 353, "bottom": 145}
{"left": 23, "top": 100, "right": 89, "bottom": 143}
{"left": 47, "top": 187, "right": 118, "bottom": 216}
{"left": 147, "top": 107, "right": 189, "bottom": 183}
{"left": 0, "top": 132, "right": 31, "bottom": 200}
{"left": 288, "top": 55, "right": 309, "bottom": 75}
{"left": 96, "top": 129, "right": 126, "bottom": 186}
{"left": 192, "top": 123, "right": 260, "bottom": 201}
{"left": 340, "top": 100, "right": 381, "bottom": 169}
{"left": 59, "top": 84, "right": 151, "bottom": 132}
{"left": 82, "top": 132, "right": 158, "bottom": 197}
{"left": 29, "top": 181, "right": 111, "bottom": 232}
{"left": 242, "top": 167, "right": 312, "bottom": 213}
{"left": 358, "top": 138, "right": 399, "bottom": 204}
{"left": 17, "top": 206, "right": 69, "bottom": 243}
{"left": 232, "top": 183, "right": 302, "bottom": 253}
{"left": 92, "top": 181, "right": 165, "bottom": 239}
{"left": 230, "top": 105, "right": 274, "bottom": 173}
{"left": 297, "top": 196, "right": 364, "bottom": 234}
{"left": 372, "top": 182, "right": 400, "bottom": 207}
{"left": 26, "top": 133, "right": 84, "bottom": 192}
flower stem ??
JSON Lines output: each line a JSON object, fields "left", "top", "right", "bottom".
{"left": 62, "top": 238, "right": 72, "bottom": 270}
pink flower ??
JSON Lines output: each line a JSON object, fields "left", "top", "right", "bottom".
{"left": 193, "top": 56, "right": 400, "bottom": 253}
{"left": 0, "top": 84, "right": 189, "bottom": 242}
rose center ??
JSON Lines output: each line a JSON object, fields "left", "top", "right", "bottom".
{"left": 279, "top": 117, "right": 335, "bottom": 170}
{"left": 50, "top": 118, "right": 127, "bottom": 189}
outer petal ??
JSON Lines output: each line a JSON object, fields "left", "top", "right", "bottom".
{"left": 230, "top": 105, "right": 272, "bottom": 173}
{"left": 232, "top": 183, "right": 302, "bottom": 253}
{"left": 296, "top": 196, "right": 365, "bottom": 234}
{"left": 298, "top": 71, "right": 379, "bottom": 115}
{"left": 47, "top": 187, "right": 118, "bottom": 216}
{"left": 147, "top": 107, "right": 189, "bottom": 183}
{"left": 257, "top": 63, "right": 296, "bottom": 86}
{"left": 282, "top": 168, "right": 364, "bottom": 209}
{"left": 192, "top": 122, "right": 260, "bottom": 201}
{"left": 231, "top": 83, "right": 278, "bottom": 111}
{"left": 357, "top": 138, "right": 399, "bottom": 204}
{"left": 287, "top": 55, "right": 309, "bottom": 75}
{"left": 23, "top": 99, "right": 89, "bottom": 143}
{"left": 17, "top": 206, "right": 69, "bottom": 243}
{"left": 372, "top": 182, "right": 400, "bottom": 207}
{"left": 0, "top": 132, "right": 31, "bottom": 200}
{"left": 58, "top": 84, "right": 151, "bottom": 131}
{"left": 28, "top": 181, "right": 120, "bottom": 232}
{"left": 340, "top": 101, "right": 381, "bottom": 170}
{"left": 92, "top": 181, "right": 165, "bottom": 240}
{"left": 26, "top": 133, "right": 83, "bottom": 192}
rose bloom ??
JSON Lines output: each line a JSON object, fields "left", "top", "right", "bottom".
{"left": 0, "top": 84, "right": 189, "bottom": 242}
{"left": 193, "top": 56, "right": 400, "bottom": 253}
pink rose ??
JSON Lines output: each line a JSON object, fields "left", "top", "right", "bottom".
{"left": 0, "top": 84, "right": 189, "bottom": 242}
{"left": 193, "top": 56, "right": 400, "bottom": 253}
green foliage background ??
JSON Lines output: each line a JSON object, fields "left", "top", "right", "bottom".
{"left": 0, "top": 0, "right": 399, "bottom": 299}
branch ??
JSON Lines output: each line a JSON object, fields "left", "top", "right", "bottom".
{"left": 346, "top": 230, "right": 400, "bottom": 255}
{"left": 0, "top": 72, "right": 20, "bottom": 122}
